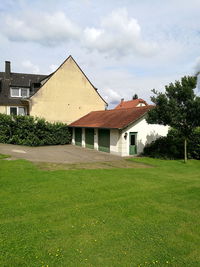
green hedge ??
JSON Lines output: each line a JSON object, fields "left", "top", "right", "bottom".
{"left": 0, "top": 114, "right": 71, "bottom": 146}
{"left": 143, "top": 128, "right": 200, "bottom": 160}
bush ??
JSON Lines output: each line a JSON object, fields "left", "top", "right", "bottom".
{"left": 143, "top": 128, "right": 200, "bottom": 159}
{"left": 0, "top": 114, "right": 71, "bottom": 146}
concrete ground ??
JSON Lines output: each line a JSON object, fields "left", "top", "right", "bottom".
{"left": 0, "top": 143, "right": 122, "bottom": 163}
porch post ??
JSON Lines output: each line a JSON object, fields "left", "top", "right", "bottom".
{"left": 72, "top": 128, "right": 75, "bottom": 145}
{"left": 94, "top": 128, "right": 98, "bottom": 150}
{"left": 82, "top": 128, "right": 86, "bottom": 147}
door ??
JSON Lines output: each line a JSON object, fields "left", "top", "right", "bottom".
{"left": 129, "top": 132, "right": 137, "bottom": 155}
{"left": 85, "top": 128, "right": 94, "bottom": 149}
{"left": 98, "top": 129, "right": 110, "bottom": 153}
{"left": 75, "top": 128, "right": 82, "bottom": 146}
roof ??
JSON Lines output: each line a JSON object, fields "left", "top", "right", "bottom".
{"left": 0, "top": 72, "right": 47, "bottom": 87}
{"left": 0, "top": 71, "right": 47, "bottom": 105}
{"left": 70, "top": 105, "right": 154, "bottom": 129}
{"left": 114, "top": 99, "right": 148, "bottom": 109}
{"left": 30, "top": 55, "right": 107, "bottom": 105}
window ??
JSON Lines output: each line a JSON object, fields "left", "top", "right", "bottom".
{"left": 10, "top": 87, "right": 30, "bottom": 98}
{"left": 9, "top": 106, "right": 26, "bottom": 116}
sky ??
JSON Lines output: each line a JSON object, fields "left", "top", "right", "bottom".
{"left": 0, "top": 0, "right": 200, "bottom": 108}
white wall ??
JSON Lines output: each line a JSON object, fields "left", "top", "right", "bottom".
{"left": 110, "top": 129, "right": 120, "bottom": 155}
{"left": 120, "top": 116, "right": 169, "bottom": 156}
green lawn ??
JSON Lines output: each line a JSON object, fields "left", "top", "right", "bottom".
{"left": 0, "top": 157, "right": 200, "bottom": 267}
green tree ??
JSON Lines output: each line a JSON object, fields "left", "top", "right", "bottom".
{"left": 146, "top": 76, "right": 200, "bottom": 162}
{"left": 132, "top": 94, "right": 138, "bottom": 100}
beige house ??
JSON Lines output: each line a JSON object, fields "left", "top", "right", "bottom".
{"left": 0, "top": 56, "right": 107, "bottom": 124}
{"left": 29, "top": 56, "right": 107, "bottom": 124}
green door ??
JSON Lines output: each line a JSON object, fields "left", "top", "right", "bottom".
{"left": 129, "top": 132, "right": 137, "bottom": 155}
{"left": 75, "top": 128, "right": 82, "bottom": 146}
{"left": 85, "top": 128, "right": 94, "bottom": 149}
{"left": 98, "top": 129, "right": 110, "bottom": 153}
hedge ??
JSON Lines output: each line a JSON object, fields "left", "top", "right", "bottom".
{"left": 0, "top": 114, "right": 71, "bottom": 146}
{"left": 143, "top": 128, "right": 200, "bottom": 159}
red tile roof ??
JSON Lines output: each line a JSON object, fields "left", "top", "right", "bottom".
{"left": 114, "top": 99, "right": 148, "bottom": 109}
{"left": 70, "top": 106, "right": 154, "bottom": 129}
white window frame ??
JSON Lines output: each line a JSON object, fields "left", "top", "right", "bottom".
{"left": 10, "top": 87, "right": 30, "bottom": 98}
{"left": 7, "top": 106, "right": 27, "bottom": 116}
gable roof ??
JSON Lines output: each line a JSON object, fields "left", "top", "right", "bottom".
{"left": 114, "top": 99, "right": 148, "bottom": 109}
{"left": 70, "top": 105, "right": 154, "bottom": 129}
{"left": 30, "top": 55, "right": 107, "bottom": 105}
{"left": 0, "top": 71, "right": 47, "bottom": 105}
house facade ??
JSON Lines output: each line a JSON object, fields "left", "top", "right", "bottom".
{"left": 70, "top": 106, "right": 169, "bottom": 156}
{"left": 0, "top": 56, "right": 107, "bottom": 124}
{"left": 0, "top": 61, "right": 47, "bottom": 116}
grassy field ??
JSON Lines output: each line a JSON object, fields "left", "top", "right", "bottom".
{"left": 0, "top": 157, "right": 200, "bottom": 267}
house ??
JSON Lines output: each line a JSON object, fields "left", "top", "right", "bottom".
{"left": 70, "top": 105, "right": 168, "bottom": 156}
{"left": 29, "top": 56, "right": 107, "bottom": 124}
{"left": 0, "top": 56, "right": 107, "bottom": 124}
{"left": 114, "top": 98, "right": 148, "bottom": 109}
{"left": 0, "top": 61, "right": 47, "bottom": 116}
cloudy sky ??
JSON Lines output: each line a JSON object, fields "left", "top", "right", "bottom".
{"left": 0, "top": 0, "right": 200, "bottom": 107}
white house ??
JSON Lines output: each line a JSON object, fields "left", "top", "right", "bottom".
{"left": 70, "top": 106, "right": 169, "bottom": 157}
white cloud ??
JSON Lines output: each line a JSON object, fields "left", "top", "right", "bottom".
{"left": 21, "top": 60, "right": 40, "bottom": 74}
{"left": 82, "top": 8, "right": 157, "bottom": 57}
{"left": 104, "top": 88, "right": 122, "bottom": 105}
{"left": 3, "top": 11, "right": 80, "bottom": 46}
{"left": 49, "top": 64, "right": 58, "bottom": 73}
{"left": 193, "top": 56, "right": 200, "bottom": 75}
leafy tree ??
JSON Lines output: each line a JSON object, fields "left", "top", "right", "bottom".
{"left": 146, "top": 76, "right": 200, "bottom": 162}
{"left": 132, "top": 94, "right": 138, "bottom": 100}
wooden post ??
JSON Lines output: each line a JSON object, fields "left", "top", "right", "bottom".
{"left": 184, "top": 138, "right": 187, "bottom": 163}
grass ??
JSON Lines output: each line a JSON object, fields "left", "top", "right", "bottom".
{"left": 0, "top": 157, "right": 200, "bottom": 266}
{"left": 34, "top": 159, "right": 151, "bottom": 171}
{"left": 0, "top": 153, "right": 10, "bottom": 159}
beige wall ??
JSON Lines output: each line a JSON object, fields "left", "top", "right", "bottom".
{"left": 30, "top": 57, "right": 106, "bottom": 124}
{"left": 0, "top": 106, "right": 7, "bottom": 114}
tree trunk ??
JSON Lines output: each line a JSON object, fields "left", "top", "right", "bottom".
{"left": 184, "top": 138, "right": 187, "bottom": 163}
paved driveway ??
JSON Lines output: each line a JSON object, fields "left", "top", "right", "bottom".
{"left": 0, "top": 144, "right": 122, "bottom": 163}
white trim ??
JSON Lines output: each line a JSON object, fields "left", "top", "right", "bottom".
{"left": 10, "top": 87, "right": 30, "bottom": 98}
{"left": 7, "top": 106, "right": 27, "bottom": 116}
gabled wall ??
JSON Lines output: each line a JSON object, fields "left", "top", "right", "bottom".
{"left": 119, "top": 116, "right": 169, "bottom": 156}
{"left": 30, "top": 56, "right": 106, "bottom": 124}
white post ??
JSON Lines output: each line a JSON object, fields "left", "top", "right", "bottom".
{"left": 82, "top": 128, "right": 85, "bottom": 147}
{"left": 94, "top": 128, "right": 98, "bottom": 150}
{"left": 72, "top": 128, "right": 75, "bottom": 145}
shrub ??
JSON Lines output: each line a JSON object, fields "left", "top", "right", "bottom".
{"left": 0, "top": 114, "right": 71, "bottom": 146}
{"left": 143, "top": 128, "right": 200, "bottom": 159}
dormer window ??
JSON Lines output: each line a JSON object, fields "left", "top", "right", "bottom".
{"left": 10, "top": 87, "right": 30, "bottom": 98}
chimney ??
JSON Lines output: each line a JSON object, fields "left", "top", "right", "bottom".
{"left": 5, "top": 61, "right": 11, "bottom": 78}
{"left": 121, "top": 98, "right": 124, "bottom": 103}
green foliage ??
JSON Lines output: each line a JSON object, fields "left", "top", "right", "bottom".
{"left": 0, "top": 114, "right": 71, "bottom": 146}
{"left": 132, "top": 93, "right": 138, "bottom": 100}
{"left": 147, "top": 76, "right": 200, "bottom": 161}
{"left": 143, "top": 128, "right": 200, "bottom": 159}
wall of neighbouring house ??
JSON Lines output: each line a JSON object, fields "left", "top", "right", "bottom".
{"left": 119, "top": 116, "right": 169, "bottom": 156}
{"left": 30, "top": 57, "right": 106, "bottom": 124}
{"left": 0, "top": 106, "right": 7, "bottom": 114}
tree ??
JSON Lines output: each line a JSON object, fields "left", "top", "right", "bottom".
{"left": 132, "top": 94, "right": 138, "bottom": 100}
{"left": 146, "top": 76, "right": 200, "bottom": 162}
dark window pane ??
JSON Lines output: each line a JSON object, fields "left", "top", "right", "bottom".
{"left": 130, "top": 135, "right": 136, "bottom": 145}
{"left": 10, "top": 107, "right": 17, "bottom": 115}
